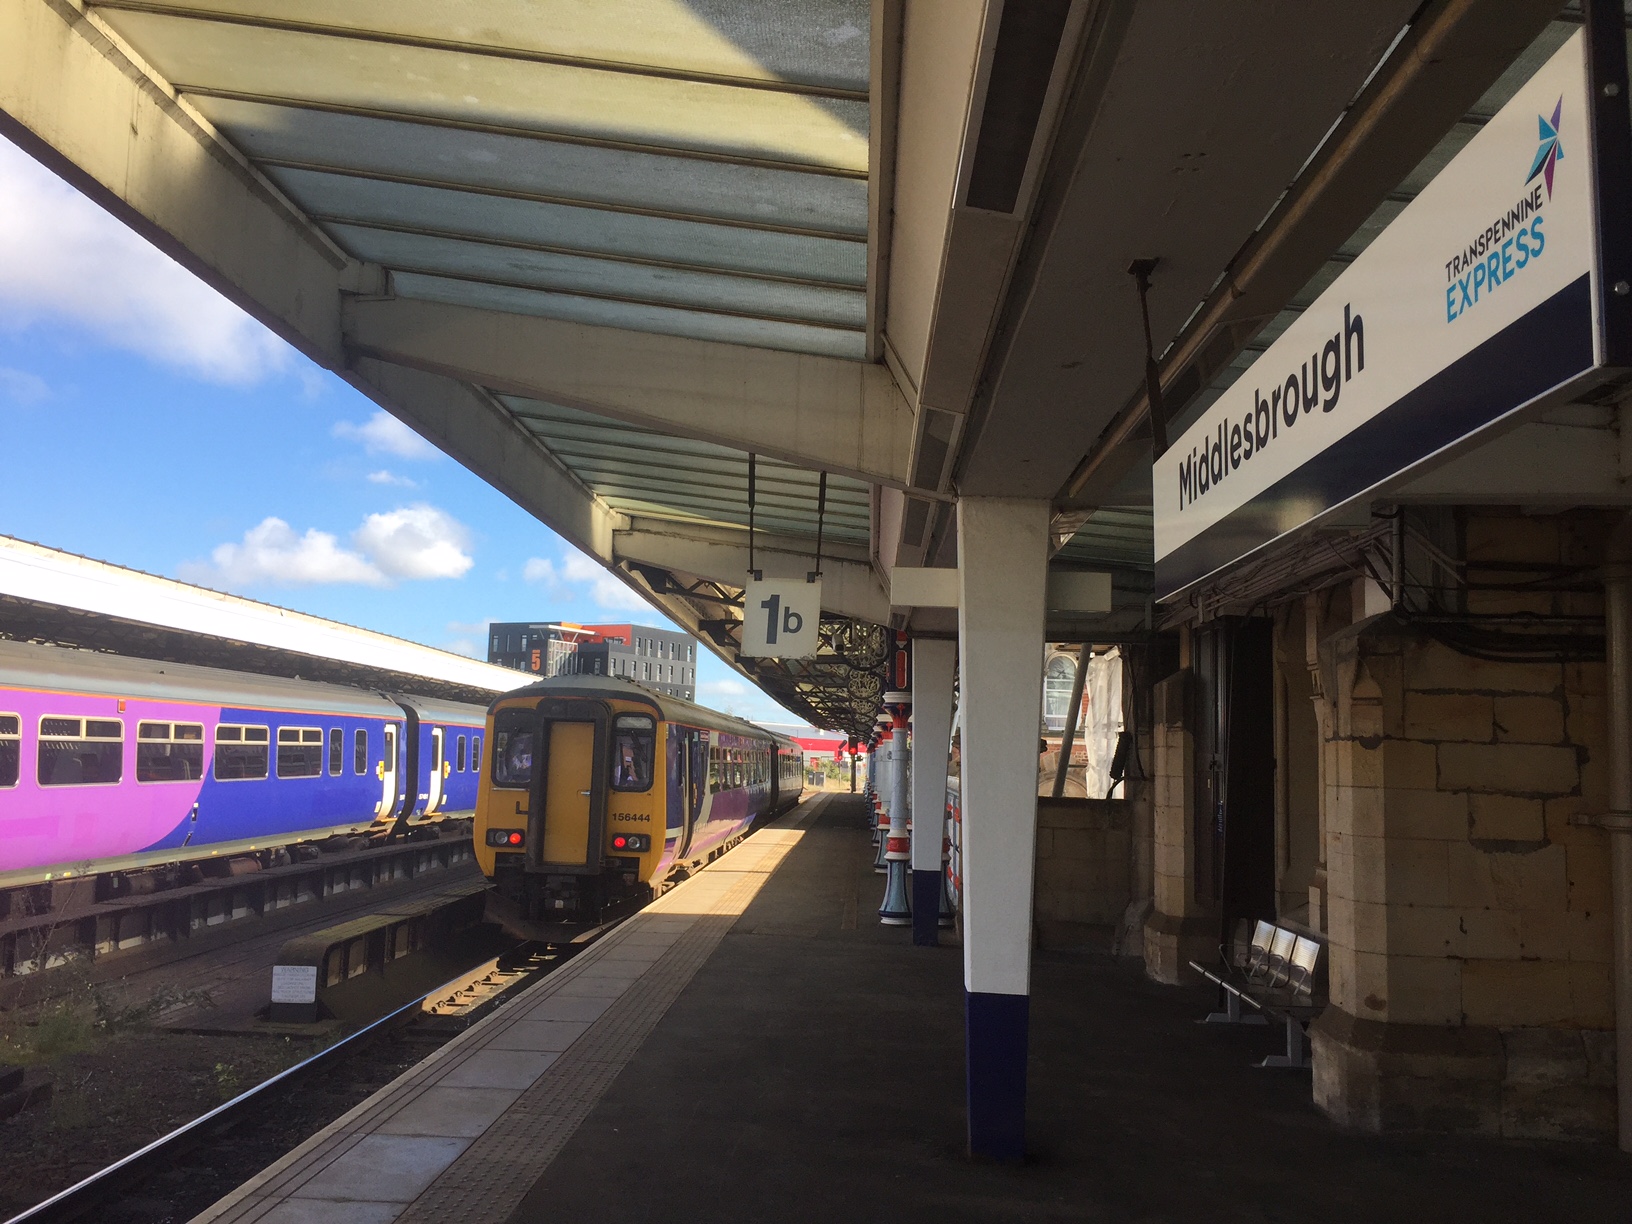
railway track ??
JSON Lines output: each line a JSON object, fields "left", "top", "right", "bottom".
{"left": 0, "top": 928, "right": 609, "bottom": 1224}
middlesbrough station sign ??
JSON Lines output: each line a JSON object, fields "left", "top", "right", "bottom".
{"left": 1154, "top": 30, "right": 1613, "bottom": 600}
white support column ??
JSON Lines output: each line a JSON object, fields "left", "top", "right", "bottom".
{"left": 956, "top": 497, "right": 1048, "bottom": 1162}
{"left": 911, "top": 639, "right": 957, "bottom": 946}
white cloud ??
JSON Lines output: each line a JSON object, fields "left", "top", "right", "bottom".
{"left": 0, "top": 367, "right": 48, "bottom": 405}
{"left": 698, "top": 678, "right": 748, "bottom": 698}
{"left": 180, "top": 517, "right": 386, "bottom": 588}
{"left": 0, "top": 137, "right": 294, "bottom": 384}
{"left": 366, "top": 469, "right": 418, "bottom": 488}
{"left": 522, "top": 557, "right": 558, "bottom": 585}
{"left": 560, "top": 551, "right": 649, "bottom": 611}
{"left": 183, "top": 503, "right": 474, "bottom": 588}
{"left": 354, "top": 504, "right": 473, "bottom": 580}
{"left": 333, "top": 411, "right": 440, "bottom": 460}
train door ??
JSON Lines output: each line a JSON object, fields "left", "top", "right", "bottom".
{"left": 376, "top": 724, "right": 399, "bottom": 817}
{"left": 677, "top": 729, "right": 706, "bottom": 858}
{"left": 534, "top": 719, "right": 598, "bottom": 868}
{"left": 427, "top": 727, "right": 445, "bottom": 814}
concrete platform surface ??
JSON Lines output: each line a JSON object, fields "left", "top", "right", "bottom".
{"left": 194, "top": 793, "right": 1632, "bottom": 1224}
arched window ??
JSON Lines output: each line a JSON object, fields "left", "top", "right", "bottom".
{"left": 1042, "top": 653, "right": 1077, "bottom": 732}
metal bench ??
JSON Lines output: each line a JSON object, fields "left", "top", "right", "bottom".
{"left": 1188, "top": 918, "right": 1325, "bottom": 1069}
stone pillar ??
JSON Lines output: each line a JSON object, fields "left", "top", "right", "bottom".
{"left": 912, "top": 638, "right": 957, "bottom": 946}
{"left": 1311, "top": 514, "right": 1615, "bottom": 1138}
{"left": 1143, "top": 668, "right": 1216, "bottom": 982}
{"left": 956, "top": 497, "right": 1049, "bottom": 1161}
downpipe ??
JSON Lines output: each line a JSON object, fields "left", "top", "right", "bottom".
{"left": 1597, "top": 512, "right": 1632, "bottom": 1153}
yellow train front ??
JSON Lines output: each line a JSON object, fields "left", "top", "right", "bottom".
{"left": 474, "top": 674, "right": 804, "bottom": 930}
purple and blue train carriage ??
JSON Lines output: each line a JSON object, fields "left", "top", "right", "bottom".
{"left": 0, "top": 639, "right": 489, "bottom": 887}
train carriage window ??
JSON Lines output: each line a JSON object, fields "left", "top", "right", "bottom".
{"left": 353, "top": 728, "right": 368, "bottom": 775}
{"left": 492, "top": 709, "right": 536, "bottom": 788}
{"left": 456, "top": 735, "right": 468, "bottom": 772}
{"left": 136, "top": 721, "right": 205, "bottom": 782}
{"left": 215, "top": 724, "right": 269, "bottom": 781}
{"left": 611, "top": 715, "right": 655, "bottom": 791}
{"left": 472, "top": 735, "right": 482, "bottom": 773}
{"left": 0, "top": 714, "right": 19, "bottom": 788}
{"left": 328, "top": 728, "right": 344, "bottom": 776}
{"left": 38, "top": 716, "right": 123, "bottom": 786}
{"left": 277, "top": 727, "right": 324, "bottom": 778}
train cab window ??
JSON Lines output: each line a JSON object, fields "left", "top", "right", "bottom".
{"left": 354, "top": 728, "right": 368, "bottom": 775}
{"left": 328, "top": 728, "right": 344, "bottom": 776}
{"left": 0, "top": 714, "right": 19, "bottom": 788}
{"left": 38, "top": 716, "right": 123, "bottom": 786}
{"left": 214, "top": 724, "right": 269, "bottom": 781}
{"left": 492, "top": 709, "right": 536, "bottom": 788}
{"left": 456, "top": 735, "right": 468, "bottom": 772}
{"left": 137, "top": 721, "right": 205, "bottom": 782}
{"left": 277, "top": 728, "right": 324, "bottom": 778}
{"left": 611, "top": 715, "right": 655, "bottom": 791}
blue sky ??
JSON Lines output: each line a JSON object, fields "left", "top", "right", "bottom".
{"left": 0, "top": 135, "right": 798, "bottom": 726}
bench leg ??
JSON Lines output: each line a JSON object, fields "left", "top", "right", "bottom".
{"left": 1256, "top": 1016, "right": 1309, "bottom": 1069}
{"left": 1200, "top": 988, "right": 1267, "bottom": 1027}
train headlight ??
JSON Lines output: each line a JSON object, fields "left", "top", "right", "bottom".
{"left": 610, "top": 833, "right": 650, "bottom": 852}
{"left": 486, "top": 829, "right": 525, "bottom": 848}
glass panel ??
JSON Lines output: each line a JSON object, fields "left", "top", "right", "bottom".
{"left": 138, "top": 739, "right": 204, "bottom": 782}
{"left": 215, "top": 726, "right": 269, "bottom": 780}
{"left": 138, "top": 722, "right": 170, "bottom": 740}
{"left": 277, "top": 737, "right": 324, "bottom": 778}
{"left": 492, "top": 708, "right": 536, "bottom": 788}
{"left": 174, "top": 723, "right": 203, "bottom": 741}
{"left": 85, "top": 720, "right": 122, "bottom": 739}
{"left": 457, "top": 735, "right": 467, "bottom": 771}
{"left": 39, "top": 736, "right": 122, "bottom": 785}
{"left": 0, "top": 714, "right": 17, "bottom": 735}
{"left": 278, "top": 728, "right": 302, "bottom": 743}
{"left": 329, "top": 728, "right": 344, "bottom": 775}
{"left": 354, "top": 727, "right": 368, "bottom": 774}
{"left": 0, "top": 719, "right": 17, "bottom": 786}
{"left": 472, "top": 735, "right": 482, "bottom": 772}
{"left": 302, "top": 729, "right": 323, "bottom": 744}
{"left": 610, "top": 715, "right": 654, "bottom": 791}
{"left": 40, "top": 717, "right": 79, "bottom": 737}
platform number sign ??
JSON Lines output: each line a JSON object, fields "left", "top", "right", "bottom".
{"left": 740, "top": 579, "right": 822, "bottom": 658}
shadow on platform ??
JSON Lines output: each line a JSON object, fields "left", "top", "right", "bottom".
{"left": 510, "top": 795, "right": 1630, "bottom": 1223}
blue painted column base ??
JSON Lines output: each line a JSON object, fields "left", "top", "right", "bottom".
{"left": 965, "top": 989, "right": 1029, "bottom": 1161}
{"left": 911, "top": 870, "right": 941, "bottom": 946}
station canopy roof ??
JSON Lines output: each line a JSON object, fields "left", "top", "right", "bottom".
{"left": 79, "top": 0, "right": 889, "bottom": 736}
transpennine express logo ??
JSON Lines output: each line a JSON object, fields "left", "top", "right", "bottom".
{"left": 1442, "top": 96, "right": 1560, "bottom": 324}
{"left": 1527, "top": 97, "right": 1564, "bottom": 198}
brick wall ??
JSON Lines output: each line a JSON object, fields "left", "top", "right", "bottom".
{"left": 1033, "top": 797, "right": 1133, "bottom": 952}
{"left": 1312, "top": 511, "right": 1616, "bottom": 1138}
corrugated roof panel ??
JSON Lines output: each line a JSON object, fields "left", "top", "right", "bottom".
{"left": 394, "top": 272, "right": 866, "bottom": 358}
{"left": 332, "top": 227, "right": 866, "bottom": 327}
{"left": 267, "top": 167, "right": 864, "bottom": 283}
{"left": 195, "top": 98, "right": 870, "bottom": 235}
{"left": 104, "top": 10, "right": 870, "bottom": 172}
{"left": 106, "top": 0, "right": 872, "bottom": 92}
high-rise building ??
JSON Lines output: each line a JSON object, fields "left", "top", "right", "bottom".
{"left": 484, "top": 621, "right": 697, "bottom": 701}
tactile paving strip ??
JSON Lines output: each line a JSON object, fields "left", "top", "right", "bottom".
{"left": 190, "top": 800, "right": 819, "bottom": 1223}
{"left": 394, "top": 899, "right": 749, "bottom": 1223}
